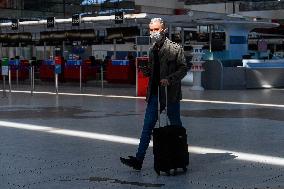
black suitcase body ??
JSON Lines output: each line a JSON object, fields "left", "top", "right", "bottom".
{"left": 153, "top": 124, "right": 189, "bottom": 175}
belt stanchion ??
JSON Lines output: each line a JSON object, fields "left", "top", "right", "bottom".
{"left": 28, "top": 59, "right": 36, "bottom": 95}
{"left": 80, "top": 65, "right": 82, "bottom": 93}
{"left": 55, "top": 73, "right": 58, "bottom": 94}
{"left": 1, "top": 57, "right": 9, "bottom": 97}
{"left": 31, "top": 57, "right": 36, "bottom": 92}
{"left": 16, "top": 69, "right": 19, "bottom": 88}
{"left": 8, "top": 66, "right": 11, "bottom": 93}
{"left": 30, "top": 65, "right": 34, "bottom": 95}
{"left": 101, "top": 63, "right": 104, "bottom": 92}
{"left": 32, "top": 65, "right": 35, "bottom": 91}
{"left": 2, "top": 75, "right": 6, "bottom": 98}
{"left": 135, "top": 58, "right": 138, "bottom": 96}
{"left": 54, "top": 56, "right": 62, "bottom": 94}
{"left": 30, "top": 66, "right": 33, "bottom": 95}
{"left": 16, "top": 59, "right": 21, "bottom": 89}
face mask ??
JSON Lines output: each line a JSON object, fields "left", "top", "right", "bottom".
{"left": 150, "top": 31, "right": 163, "bottom": 43}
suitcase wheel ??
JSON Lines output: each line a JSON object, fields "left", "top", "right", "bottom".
{"left": 173, "top": 169, "right": 177, "bottom": 176}
{"left": 165, "top": 170, "right": 171, "bottom": 176}
{"left": 155, "top": 168, "right": 160, "bottom": 175}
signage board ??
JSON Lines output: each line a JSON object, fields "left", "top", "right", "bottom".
{"left": 47, "top": 17, "right": 55, "bottom": 28}
{"left": 72, "top": 15, "right": 81, "bottom": 26}
{"left": 1, "top": 66, "right": 8, "bottom": 76}
{"left": 230, "top": 36, "right": 247, "bottom": 44}
{"left": 115, "top": 12, "right": 124, "bottom": 24}
{"left": 11, "top": 19, "right": 19, "bottom": 30}
{"left": 55, "top": 64, "right": 61, "bottom": 74}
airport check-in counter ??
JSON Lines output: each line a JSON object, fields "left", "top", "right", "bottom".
{"left": 202, "top": 59, "right": 284, "bottom": 89}
{"left": 39, "top": 59, "right": 56, "bottom": 81}
{"left": 202, "top": 60, "right": 246, "bottom": 90}
{"left": 243, "top": 59, "right": 284, "bottom": 88}
{"left": 64, "top": 59, "right": 97, "bottom": 82}
{"left": 0, "top": 59, "right": 30, "bottom": 81}
{"left": 106, "top": 60, "right": 136, "bottom": 84}
{"left": 39, "top": 57, "right": 64, "bottom": 82}
{"left": 9, "top": 59, "right": 30, "bottom": 81}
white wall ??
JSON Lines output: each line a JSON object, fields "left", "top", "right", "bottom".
{"left": 185, "top": 2, "right": 284, "bottom": 20}
{"left": 139, "top": 6, "right": 174, "bottom": 15}
{"left": 134, "top": 0, "right": 184, "bottom": 14}
{"left": 135, "top": 0, "right": 177, "bottom": 9}
{"left": 240, "top": 10, "right": 284, "bottom": 19}
{"left": 185, "top": 3, "right": 237, "bottom": 14}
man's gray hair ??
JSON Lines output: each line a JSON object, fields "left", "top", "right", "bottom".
{"left": 149, "top": 18, "right": 166, "bottom": 29}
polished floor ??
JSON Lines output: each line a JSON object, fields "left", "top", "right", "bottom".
{"left": 0, "top": 84, "right": 284, "bottom": 189}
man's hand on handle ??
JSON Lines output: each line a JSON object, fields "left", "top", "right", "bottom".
{"left": 160, "top": 79, "right": 169, "bottom": 86}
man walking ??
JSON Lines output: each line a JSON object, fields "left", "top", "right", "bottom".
{"left": 120, "top": 18, "right": 187, "bottom": 170}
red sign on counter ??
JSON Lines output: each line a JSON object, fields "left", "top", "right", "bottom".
{"left": 136, "top": 57, "right": 149, "bottom": 97}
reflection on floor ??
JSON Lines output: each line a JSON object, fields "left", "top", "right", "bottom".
{"left": 0, "top": 85, "right": 284, "bottom": 189}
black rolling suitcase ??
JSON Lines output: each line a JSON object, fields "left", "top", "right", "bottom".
{"left": 153, "top": 86, "right": 189, "bottom": 175}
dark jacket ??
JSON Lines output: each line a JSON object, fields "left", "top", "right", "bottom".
{"left": 142, "top": 38, "right": 187, "bottom": 109}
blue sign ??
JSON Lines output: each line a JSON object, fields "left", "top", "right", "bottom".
{"left": 9, "top": 59, "right": 20, "bottom": 66}
{"left": 66, "top": 60, "right": 82, "bottom": 66}
{"left": 230, "top": 36, "right": 247, "bottom": 44}
{"left": 44, "top": 60, "right": 54, "bottom": 65}
{"left": 72, "top": 47, "right": 85, "bottom": 54}
{"left": 55, "top": 65, "right": 61, "bottom": 74}
{"left": 112, "top": 60, "right": 129, "bottom": 66}
{"left": 1, "top": 66, "right": 8, "bottom": 76}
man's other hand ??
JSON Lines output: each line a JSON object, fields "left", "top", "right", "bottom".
{"left": 160, "top": 79, "right": 169, "bottom": 86}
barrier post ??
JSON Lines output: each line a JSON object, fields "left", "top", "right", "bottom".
{"left": 101, "top": 62, "right": 104, "bottom": 92}
{"left": 30, "top": 65, "right": 33, "bottom": 95}
{"left": 2, "top": 57, "right": 9, "bottom": 97}
{"left": 16, "top": 69, "right": 19, "bottom": 88}
{"left": 44, "top": 42, "right": 47, "bottom": 59}
{"left": 16, "top": 59, "right": 19, "bottom": 89}
{"left": 8, "top": 65, "right": 11, "bottom": 93}
{"left": 2, "top": 75, "right": 6, "bottom": 98}
{"left": 29, "top": 59, "right": 36, "bottom": 95}
{"left": 54, "top": 56, "right": 62, "bottom": 94}
{"left": 135, "top": 56, "right": 138, "bottom": 96}
{"left": 30, "top": 65, "right": 34, "bottom": 96}
{"left": 79, "top": 64, "right": 82, "bottom": 93}
{"left": 32, "top": 65, "right": 35, "bottom": 91}
{"left": 55, "top": 73, "right": 58, "bottom": 94}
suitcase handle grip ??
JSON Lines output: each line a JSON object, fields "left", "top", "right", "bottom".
{"left": 158, "top": 85, "right": 169, "bottom": 128}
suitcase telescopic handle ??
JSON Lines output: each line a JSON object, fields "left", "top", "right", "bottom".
{"left": 158, "top": 85, "right": 169, "bottom": 128}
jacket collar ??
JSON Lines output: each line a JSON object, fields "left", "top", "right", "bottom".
{"left": 158, "top": 37, "right": 170, "bottom": 56}
{"left": 150, "top": 37, "right": 170, "bottom": 59}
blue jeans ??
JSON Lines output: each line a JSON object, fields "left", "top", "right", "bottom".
{"left": 136, "top": 95, "right": 182, "bottom": 161}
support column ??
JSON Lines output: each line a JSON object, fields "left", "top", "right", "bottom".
{"left": 0, "top": 43, "right": 2, "bottom": 58}
{"left": 181, "top": 27, "right": 185, "bottom": 46}
{"left": 113, "top": 39, "right": 117, "bottom": 59}
{"left": 209, "top": 25, "right": 212, "bottom": 52}
{"left": 168, "top": 24, "right": 172, "bottom": 40}
{"left": 224, "top": 25, "right": 250, "bottom": 59}
{"left": 44, "top": 42, "right": 47, "bottom": 59}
